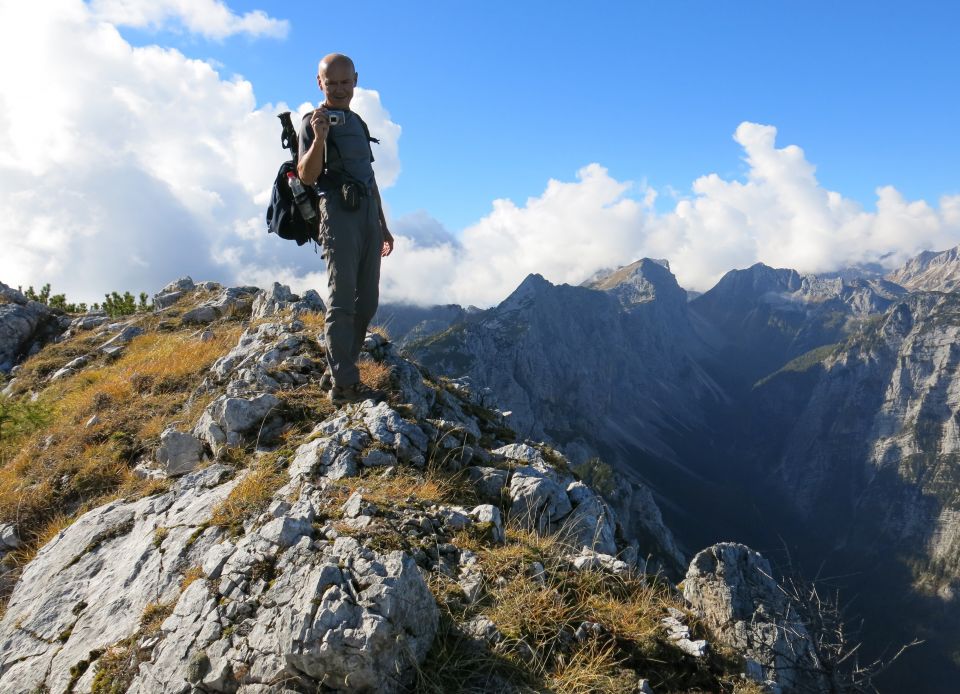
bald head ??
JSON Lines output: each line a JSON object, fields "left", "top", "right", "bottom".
{"left": 318, "top": 53, "right": 355, "bottom": 78}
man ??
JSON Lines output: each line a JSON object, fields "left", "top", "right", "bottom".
{"left": 297, "top": 53, "right": 395, "bottom": 406}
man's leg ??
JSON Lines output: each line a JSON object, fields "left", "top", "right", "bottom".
{"left": 351, "top": 197, "right": 383, "bottom": 364}
{"left": 321, "top": 197, "right": 363, "bottom": 387}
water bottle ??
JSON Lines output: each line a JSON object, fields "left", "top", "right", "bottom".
{"left": 287, "top": 171, "right": 317, "bottom": 223}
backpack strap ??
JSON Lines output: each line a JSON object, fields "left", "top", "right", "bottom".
{"left": 304, "top": 110, "right": 381, "bottom": 189}
{"left": 353, "top": 112, "right": 379, "bottom": 162}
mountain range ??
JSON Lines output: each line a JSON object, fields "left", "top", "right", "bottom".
{"left": 385, "top": 245, "right": 960, "bottom": 692}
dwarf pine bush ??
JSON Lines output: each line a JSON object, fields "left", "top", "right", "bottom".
{"left": 16, "top": 283, "right": 152, "bottom": 315}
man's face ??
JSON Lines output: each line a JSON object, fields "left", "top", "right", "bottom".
{"left": 318, "top": 61, "right": 357, "bottom": 109}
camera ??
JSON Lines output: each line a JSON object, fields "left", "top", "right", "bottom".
{"left": 326, "top": 110, "right": 346, "bottom": 126}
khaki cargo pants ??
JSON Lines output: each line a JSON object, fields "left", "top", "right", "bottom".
{"left": 318, "top": 192, "right": 382, "bottom": 388}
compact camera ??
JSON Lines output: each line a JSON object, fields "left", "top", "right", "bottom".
{"left": 326, "top": 110, "right": 347, "bottom": 126}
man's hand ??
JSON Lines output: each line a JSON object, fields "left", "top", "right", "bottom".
{"left": 309, "top": 108, "right": 330, "bottom": 141}
{"left": 381, "top": 228, "right": 394, "bottom": 257}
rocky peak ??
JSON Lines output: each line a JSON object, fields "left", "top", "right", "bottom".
{"left": 584, "top": 258, "right": 688, "bottom": 310}
{"left": 888, "top": 245, "right": 960, "bottom": 292}
{"left": 704, "top": 262, "right": 803, "bottom": 302}
{"left": 493, "top": 272, "right": 552, "bottom": 314}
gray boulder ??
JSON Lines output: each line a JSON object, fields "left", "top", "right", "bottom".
{"left": 250, "top": 283, "right": 323, "bottom": 320}
{"left": 0, "top": 523, "right": 21, "bottom": 550}
{"left": 153, "top": 276, "right": 196, "bottom": 309}
{"left": 508, "top": 465, "right": 573, "bottom": 533}
{"left": 251, "top": 282, "right": 297, "bottom": 319}
{"left": 182, "top": 286, "right": 260, "bottom": 325}
{"left": 683, "top": 543, "right": 829, "bottom": 692}
{"left": 564, "top": 480, "right": 618, "bottom": 555}
{"left": 466, "top": 466, "right": 509, "bottom": 502}
{"left": 0, "top": 282, "right": 64, "bottom": 373}
{"left": 99, "top": 325, "right": 144, "bottom": 355}
{"left": 0, "top": 465, "right": 237, "bottom": 694}
{"left": 156, "top": 428, "right": 205, "bottom": 476}
{"left": 194, "top": 393, "right": 282, "bottom": 453}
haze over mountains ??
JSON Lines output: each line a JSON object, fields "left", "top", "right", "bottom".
{"left": 376, "top": 245, "right": 960, "bottom": 692}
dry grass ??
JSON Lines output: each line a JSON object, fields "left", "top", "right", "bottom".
{"left": 436, "top": 522, "right": 749, "bottom": 693}
{"left": 369, "top": 324, "right": 390, "bottom": 340}
{"left": 2, "top": 513, "right": 75, "bottom": 575}
{"left": 0, "top": 323, "right": 243, "bottom": 613}
{"left": 732, "top": 679, "right": 771, "bottom": 694}
{"left": 548, "top": 639, "right": 631, "bottom": 694}
{"left": 337, "top": 464, "right": 478, "bottom": 510}
{"left": 180, "top": 565, "right": 205, "bottom": 591}
{"left": 139, "top": 600, "right": 175, "bottom": 635}
{"left": 209, "top": 461, "right": 287, "bottom": 534}
{"left": 276, "top": 382, "right": 336, "bottom": 434}
{"left": 358, "top": 359, "right": 392, "bottom": 391}
{"left": 297, "top": 310, "right": 326, "bottom": 333}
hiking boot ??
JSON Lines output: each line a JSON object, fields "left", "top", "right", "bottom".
{"left": 329, "top": 382, "right": 385, "bottom": 406}
{"left": 319, "top": 368, "right": 333, "bottom": 392}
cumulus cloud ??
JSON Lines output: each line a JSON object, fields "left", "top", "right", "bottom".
{"left": 0, "top": 0, "right": 400, "bottom": 304}
{"left": 385, "top": 122, "right": 960, "bottom": 304}
{"left": 89, "top": 0, "right": 288, "bottom": 40}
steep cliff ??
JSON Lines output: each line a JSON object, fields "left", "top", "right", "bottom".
{"left": 406, "top": 262, "right": 723, "bottom": 482}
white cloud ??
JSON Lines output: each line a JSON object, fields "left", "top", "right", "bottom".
{"left": 0, "top": 0, "right": 400, "bottom": 304}
{"left": 89, "top": 0, "right": 288, "bottom": 40}
{"left": 384, "top": 122, "right": 960, "bottom": 305}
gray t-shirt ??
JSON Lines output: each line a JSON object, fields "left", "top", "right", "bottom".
{"left": 299, "top": 110, "right": 375, "bottom": 193}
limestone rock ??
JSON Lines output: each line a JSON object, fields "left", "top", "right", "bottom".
{"left": 182, "top": 285, "right": 260, "bottom": 325}
{"left": 156, "top": 428, "right": 205, "bottom": 476}
{"left": 466, "top": 465, "right": 508, "bottom": 502}
{"left": 565, "top": 480, "right": 618, "bottom": 555}
{"left": 99, "top": 325, "right": 144, "bottom": 354}
{"left": 508, "top": 465, "right": 572, "bottom": 533}
{"left": 684, "top": 543, "right": 829, "bottom": 692}
{"left": 0, "top": 282, "right": 65, "bottom": 373}
{"left": 0, "top": 523, "right": 21, "bottom": 550}
{"left": 251, "top": 282, "right": 296, "bottom": 319}
{"left": 470, "top": 504, "right": 505, "bottom": 544}
{"left": 194, "top": 393, "right": 282, "bottom": 453}
{"left": 0, "top": 465, "right": 237, "bottom": 694}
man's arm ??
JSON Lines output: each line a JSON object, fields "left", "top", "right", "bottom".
{"left": 298, "top": 110, "right": 329, "bottom": 185}
{"left": 372, "top": 179, "right": 394, "bottom": 257}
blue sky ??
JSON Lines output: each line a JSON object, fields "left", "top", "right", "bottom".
{"left": 121, "top": 0, "right": 959, "bottom": 230}
{"left": 1, "top": 1, "right": 959, "bottom": 305}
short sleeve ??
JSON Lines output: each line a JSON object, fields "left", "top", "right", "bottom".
{"left": 298, "top": 114, "right": 313, "bottom": 161}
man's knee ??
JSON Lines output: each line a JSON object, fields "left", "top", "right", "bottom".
{"left": 326, "top": 305, "right": 357, "bottom": 324}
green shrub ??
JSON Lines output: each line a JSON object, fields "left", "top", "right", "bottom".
{"left": 573, "top": 457, "right": 615, "bottom": 496}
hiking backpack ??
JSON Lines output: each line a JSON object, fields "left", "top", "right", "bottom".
{"left": 265, "top": 110, "right": 379, "bottom": 247}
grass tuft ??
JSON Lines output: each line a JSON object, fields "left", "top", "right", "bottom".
{"left": 209, "top": 460, "right": 287, "bottom": 535}
{"left": 359, "top": 359, "right": 392, "bottom": 391}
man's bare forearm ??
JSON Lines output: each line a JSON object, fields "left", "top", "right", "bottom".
{"left": 298, "top": 139, "right": 325, "bottom": 185}
{"left": 299, "top": 110, "right": 330, "bottom": 185}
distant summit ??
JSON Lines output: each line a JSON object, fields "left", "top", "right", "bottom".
{"left": 583, "top": 258, "right": 686, "bottom": 309}
{"left": 888, "top": 245, "right": 960, "bottom": 292}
